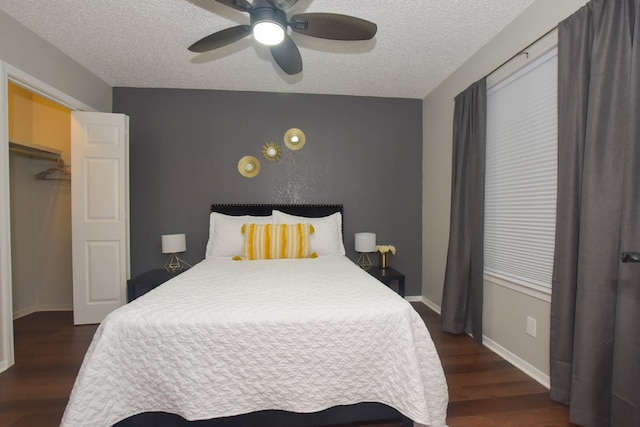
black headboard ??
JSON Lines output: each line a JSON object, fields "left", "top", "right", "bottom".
{"left": 210, "top": 204, "right": 343, "bottom": 218}
{"left": 210, "top": 204, "right": 344, "bottom": 235}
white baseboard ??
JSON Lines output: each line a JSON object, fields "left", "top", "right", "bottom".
{"left": 13, "top": 304, "right": 72, "bottom": 320}
{"left": 482, "top": 336, "right": 550, "bottom": 388}
{"left": 0, "top": 360, "right": 7, "bottom": 373}
{"left": 405, "top": 295, "right": 423, "bottom": 302}
{"left": 413, "top": 296, "right": 549, "bottom": 389}
{"left": 13, "top": 306, "right": 36, "bottom": 320}
{"left": 421, "top": 296, "right": 442, "bottom": 315}
{"left": 37, "top": 304, "right": 73, "bottom": 312}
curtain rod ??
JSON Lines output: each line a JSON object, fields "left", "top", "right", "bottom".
{"left": 486, "top": 25, "right": 558, "bottom": 78}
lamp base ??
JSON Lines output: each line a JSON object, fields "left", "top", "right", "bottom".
{"left": 356, "top": 252, "right": 372, "bottom": 270}
{"left": 164, "top": 254, "right": 191, "bottom": 273}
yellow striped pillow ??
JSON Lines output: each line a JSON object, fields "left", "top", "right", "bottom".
{"left": 237, "top": 223, "right": 317, "bottom": 260}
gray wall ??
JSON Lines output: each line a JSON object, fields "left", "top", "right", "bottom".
{"left": 113, "top": 88, "right": 423, "bottom": 295}
{"left": 0, "top": 10, "right": 112, "bottom": 112}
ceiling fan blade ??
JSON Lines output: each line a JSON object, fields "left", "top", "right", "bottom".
{"left": 188, "top": 25, "right": 252, "bottom": 52}
{"left": 215, "top": 0, "right": 253, "bottom": 12}
{"left": 290, "top": 13, "right": 377, "bottom": 40}
{"left": 270, "top": 35, "right": 302, "bottom": 75}
{"left": 267, "top": 0, "right": 300, "bottom": 10}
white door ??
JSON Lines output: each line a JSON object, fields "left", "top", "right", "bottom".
{"left": 71, "top": 111, "right": 129, "bottom": 325}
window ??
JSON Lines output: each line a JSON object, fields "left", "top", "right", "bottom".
{"left": 484, "top": 48, "right": 557, "bottom": 290}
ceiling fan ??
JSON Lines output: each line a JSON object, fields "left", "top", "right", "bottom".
{"left": 188, "top": 0, "right": 377, "bottom": 75}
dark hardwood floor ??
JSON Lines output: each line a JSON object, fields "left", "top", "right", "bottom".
{"left": 411, "top": 303, "right": 577, "bottom": 427}
{"left": 0, "top": 304, "right": 577, "bottom": 427}
{"left": 0, "top": 311, "right": 97, "bottom": 427}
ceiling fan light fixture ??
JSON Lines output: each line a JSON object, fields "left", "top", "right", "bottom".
{"left": 250, "top": 7, "right": 287, "bottom": 46}
{"left": 253, "top": 21, "right": 285, "bottom": 45}
{"left": 190, "top": 1, "right": 377, "bottom": 75}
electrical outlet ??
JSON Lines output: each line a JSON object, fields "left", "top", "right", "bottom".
{"left": 526, "top": 316, "right": 537, "bottom": 337}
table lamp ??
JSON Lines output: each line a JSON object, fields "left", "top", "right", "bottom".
{"left": 161, "top": 233, "right": 190, "bottom": 273}
{"left": 355, "top": 232, "right": 376, "bottom": 270}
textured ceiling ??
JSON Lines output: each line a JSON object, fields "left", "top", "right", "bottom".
{"left": 0, "top": 0, "right": 536, "bottom": 99}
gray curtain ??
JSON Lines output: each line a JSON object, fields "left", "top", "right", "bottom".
{"left": 550, "top": 0, "right": 640, "bottom": 426}
{"left": 441, "top": 78, "right": 486, "bottom": 344}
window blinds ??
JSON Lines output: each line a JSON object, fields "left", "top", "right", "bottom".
{"left": 485, "top": 48, "right": 558, "bottom": 289}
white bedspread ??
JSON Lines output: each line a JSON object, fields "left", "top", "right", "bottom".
{"left": 61, "top": 256, "right": 448, "bottom": 426}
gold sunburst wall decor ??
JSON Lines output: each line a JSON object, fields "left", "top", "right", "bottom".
{"left": 284, "top": 128, "right": 306, "bottom": 150}
{"left": 262, "top": 142, "right": 282, "bottom": 161}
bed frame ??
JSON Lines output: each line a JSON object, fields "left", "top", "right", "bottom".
{"left": 115, "top": 204, "right": 413, "bottom": 427}
{"left": 209, "top": 203, "right": 344, "bottom": 218}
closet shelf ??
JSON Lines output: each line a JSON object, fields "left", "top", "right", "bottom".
{"left": 9, "top": 141, "right": 62, "bottom": 162}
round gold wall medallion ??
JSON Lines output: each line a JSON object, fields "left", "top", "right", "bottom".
{"left": 284, "top": 128, "right": 306, "bottom": 150}
{"left": 238, "top": 155, "right": 261, "bottom": 178}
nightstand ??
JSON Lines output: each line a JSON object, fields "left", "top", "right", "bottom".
{"left": 367, "top": 266, "right": 405, "bottom": 297}
{"left": 127, "top": 269, "right": 185, "bottom": 302}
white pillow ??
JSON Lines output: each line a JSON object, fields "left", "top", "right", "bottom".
{"left": 272, "top": 210, "right": 345, "bottom": 256}
{"left": 206, "top": 212, "right": 273, "bottom": 258}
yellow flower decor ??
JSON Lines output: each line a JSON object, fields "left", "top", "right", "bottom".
{"left": 375, "top": 245, "right": 397, "bottom": 255}
{"left": 376, "top": 245, "right": 396, "bottom": 268}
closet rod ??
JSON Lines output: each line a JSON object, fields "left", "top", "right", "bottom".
{"left": 9, "top": 146, "right": 60, "bottom": 162}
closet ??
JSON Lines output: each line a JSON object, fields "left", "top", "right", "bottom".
{"left": 8, "top": 82, "right": 72, "bottom": 319}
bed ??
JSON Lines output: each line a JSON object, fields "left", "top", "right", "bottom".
{"left": 61, "top": 204, "right": 448, "bottom": 427}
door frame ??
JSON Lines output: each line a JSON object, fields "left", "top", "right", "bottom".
{"left": 0, "top": 61, "right": 97, "bottom": 372}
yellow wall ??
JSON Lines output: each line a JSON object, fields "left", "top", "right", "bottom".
{"left": 7, "top": 83, "right": 32, "bottom": 147}
{"left": 1, "top": 6, "right": 109, "bottom": 372}
{"left": 8, "top": 82, "right": 71, "bottom": 163}
{"left": 8, "top": 83, "right": 73, "bottom": 318}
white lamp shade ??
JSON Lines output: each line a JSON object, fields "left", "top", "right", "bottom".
{"left": 162, "top": 234, "right": 186, "bottom": 254}
{"left": 355, "top": 232, "right": 376, "bottom": 253}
